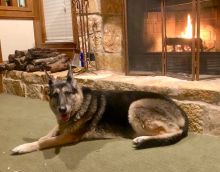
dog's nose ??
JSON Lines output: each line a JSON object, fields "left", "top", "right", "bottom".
{"left": 59, "top": 106, "right": 67, "bottom": 114}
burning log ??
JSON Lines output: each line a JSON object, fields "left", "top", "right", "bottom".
{"left": 166, "top": 38, "right": 203, "bottom": 52}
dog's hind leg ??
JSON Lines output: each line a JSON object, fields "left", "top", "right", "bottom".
{"left": 132, "top": 131, "right": 183, "bottom": 148}
{"left": 128, "top": 98, "right": 187, "bottom": 148}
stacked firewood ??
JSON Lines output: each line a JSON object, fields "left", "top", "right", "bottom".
{"left": 0, "top": 48, "right": 70, "bottom": 73}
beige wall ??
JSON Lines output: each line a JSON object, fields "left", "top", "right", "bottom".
{"left": 0, "top": 19, "right": 35, "bottom": 61}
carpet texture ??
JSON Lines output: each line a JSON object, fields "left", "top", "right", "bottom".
{"left": 0, "top": 94, "right": 220, "bottom": 172}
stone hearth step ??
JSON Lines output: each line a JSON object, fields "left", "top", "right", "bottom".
{"left": 2, "top": 70, "right": 220, "bottom": 136}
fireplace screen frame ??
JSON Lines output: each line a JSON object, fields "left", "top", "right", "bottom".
{"left": 124, "top": 0, "right": 220, "bottom": 80}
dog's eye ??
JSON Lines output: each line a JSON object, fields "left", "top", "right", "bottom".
{"left": 52, "top": 92, "right": 59, "bottom": 97}
{"left": 64, "top": 91, "right": 73, "bottom": 95}
{"left": 72, "top": 88, "right": 77, "bottom": 94}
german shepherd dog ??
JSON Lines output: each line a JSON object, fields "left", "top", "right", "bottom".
{"left": 11, "top": 67, "right": 188, "bottom": 155}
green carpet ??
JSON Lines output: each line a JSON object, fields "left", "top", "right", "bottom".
{"left": 0, "top": 94, "right": 220, "bottom": 172}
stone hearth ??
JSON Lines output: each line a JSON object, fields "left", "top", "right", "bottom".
{"left": 2, "top": 70, "right": 220, "bottom": 136}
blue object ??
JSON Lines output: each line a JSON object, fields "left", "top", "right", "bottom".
{"left": 80, "top": 53, "right": 85, "bottom": 67}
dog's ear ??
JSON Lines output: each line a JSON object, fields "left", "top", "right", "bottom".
{"left": 45, "top": 70, "right": 54, "bottom": 86}
{"left": 66, "top": 65, "right": 77, "bottom": 89}
{"left": 66, "top": 64, "right": 73, "bottom": 83}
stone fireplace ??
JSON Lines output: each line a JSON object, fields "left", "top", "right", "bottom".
{"left": 87, "top": 0, "right": 220, "bottom": 80}
{"left": 82, "top": 0, "right": 124, "bottom": 73}
{"left": 2, "top": 0, "right": 220, "bottom": 136}
{"left": 125, "top": 0, "right": 220, "bottom": 80}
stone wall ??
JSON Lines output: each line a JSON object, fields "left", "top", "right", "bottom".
{"left": 81, "top": 0, "right": 125, "bottom": 73}
{"left": 3, "top": 70, "right": 220, "bottom": 137}
{"left": 3, "top": 71, "right": 48, "bottom": 100}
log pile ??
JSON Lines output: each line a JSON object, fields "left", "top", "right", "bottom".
{"left": 0, "top": 48, "right": 70, "bottom": 73}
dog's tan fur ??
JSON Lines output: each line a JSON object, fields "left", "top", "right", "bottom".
{"left": 11, "top": 67, "right": 188, "bottom": 154}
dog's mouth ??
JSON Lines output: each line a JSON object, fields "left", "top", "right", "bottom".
{"left": 60, "top": 113, "right": 70, "bottom": 122}
{"left": 58, "top": 111, "right": 81, "bottom": 123}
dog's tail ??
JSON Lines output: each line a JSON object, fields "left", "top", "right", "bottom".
{"left": 133, "top": 127, "right": 188, "bottom": 149}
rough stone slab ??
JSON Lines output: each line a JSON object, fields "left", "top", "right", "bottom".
{"left": 88, "top": 0, "right": 101, "bottom": 13}
{"left": 176, "top": 100, "right": 220, "bottom": 136}
{"left": 173, "top": 89, "right": 220, "bottom": 105}
{"left": 89, "top": 31, "right": 103, "bottom": 53}
{"left": 74, "top": 76, "right": 220, "bottom": 105}
{"left": 77, "top": 15, "right": 102, "bottom": 35}
{"left": 26, "top": 84, "right": 46, "bottom": 100}
{"left": 3, "top": 71, "right": 47, "bottom": 84}
{"left": 21, "top": 71, "right": 47, "bottom": 84}
{"left": 5, "top": 70, "right": 220, "bottom": 106}
{"left": 95, "top": 53, "right": 124, "bottom": 72}
{"left": 88, "top": 15, "right": 103, "bottom": 52}
{"left": 176, "top": 101, "right": 204, "bottom": 133}
{"left": 88, "top": 15, "right": 102, "bottom": 32}
{"left": 4, "top": 70, "right": 220, "bottom": 105}
{"left": 3, "top": 78, "right": 26, "bottom": 97}
{"left": 78, "top": 15, "right": 103, "bottom": 53}
{"left": 4, "top": 70, "right": 23, "bottom": 80}
{"left": 202, "top": 103, "right": 220, "bottom": 135}
{"left": 3, "top": 70, "right": 220, "bottom": 136}
{"left": 103, "top": 16, "right": 122, "bottom": 53}
{"left": 100, "top": 0, "right": 123, "bottom": 15}
{"left": 69, "top": 71, "right": 220, "bottom": 105}
{"left": 76, "top": 0, "right": 124, "bottom": 71}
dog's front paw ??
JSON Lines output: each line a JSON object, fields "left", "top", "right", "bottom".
{"left": 11, "top": 141, "right": 39, "bottom": 155}
{"left": 38, "top": 136, "right": 49, "bottom": 141}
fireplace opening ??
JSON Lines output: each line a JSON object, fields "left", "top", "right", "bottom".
{"left": 125, "top": 0, "right": 220, "bottom": 80}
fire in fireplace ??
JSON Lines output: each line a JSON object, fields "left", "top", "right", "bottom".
{"left": 166, "top": 14, "right": 196, "bottom": 52}
{"left": 182, "top": 14, "right": 193, "bottom": 38}
{"left": 125, "top": 0, "right": 220, "bottom": 80}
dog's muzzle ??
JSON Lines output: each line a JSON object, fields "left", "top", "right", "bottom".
{"left": 60, "top": 114, "right": 70, "bottom": 121}
{"left": 58, "top": 106, "right": 70, "bottom": 122}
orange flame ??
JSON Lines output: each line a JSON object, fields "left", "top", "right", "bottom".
{"left": 181, "top": 14, "right": 192, "bottom": 39}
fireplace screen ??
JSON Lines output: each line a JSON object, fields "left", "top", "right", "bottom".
{"left": 126, "top": 0, "right": 220, "bottom": 80}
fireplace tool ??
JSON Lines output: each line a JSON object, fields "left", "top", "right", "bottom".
{"left": 72, "top": 0, "right": 96, "bottom": 73}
